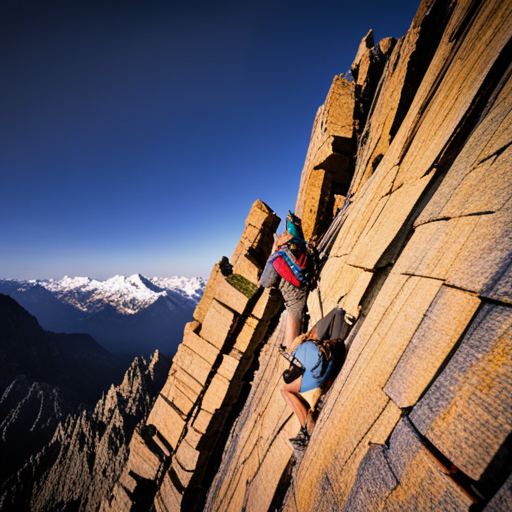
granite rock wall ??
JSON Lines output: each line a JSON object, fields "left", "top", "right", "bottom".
{"left": 206, "top": 0, "right": 512, "bottom": 511}
{"left": 105, "top": 0, "right": 512, "bottom": 510}
{"left": 101, "top": 200, "right": 282, "bottom": 512}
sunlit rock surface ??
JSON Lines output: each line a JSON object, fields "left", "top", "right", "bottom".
{"left": 206, "top": 0, "right": 512, "bottom": 511}
{"left": 5, "top": 0, "right": 512, "bottom": 510}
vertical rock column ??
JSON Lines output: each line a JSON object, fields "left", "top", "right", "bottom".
{"left": 295, "top": 76, "right": 356, "bottom": 242}
{"left": 101, "top": 200, "right": 282, "bottom": 512}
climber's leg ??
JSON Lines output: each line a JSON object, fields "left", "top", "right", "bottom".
{"left": 281, "top": 376, "right": 310, "bottom": 428}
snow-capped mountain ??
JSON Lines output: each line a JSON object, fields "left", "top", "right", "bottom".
{"left": 0, "top": 275, "right": 206, "bottom": 355}
{"left": 8, "top": 274, "right": 205, "bottom": 315}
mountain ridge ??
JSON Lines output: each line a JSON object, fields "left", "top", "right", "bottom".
{"left": 0, "top": 274, "right": 206, "bottom": 355}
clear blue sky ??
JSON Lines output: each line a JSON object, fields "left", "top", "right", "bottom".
{"left": 0, "top": 0, "right": 419, "bottom": 280}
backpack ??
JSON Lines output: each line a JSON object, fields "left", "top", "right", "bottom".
{"left": 259, "top": 211, "right": 311, "bottom": 288}
{"left": 272, "top": 247, "right": 308, "bottom": 287}
{"left": 302, "top": 307, "right": 352, "bottom": 388}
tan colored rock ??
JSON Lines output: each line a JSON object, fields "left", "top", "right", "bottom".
{"left": 154, "top": 473, "right": 182, "bottom": 512}
{"left": 307, "top": 256, "right": 371, "bottom": 325}
{"left": 173, "top": 343, "right": 212, "bottom": 386}
{"left": 182, "top": 325, "right": 220, "bottom": 366}
{"left": 200, "top": 299, "right": 237, "bottom": 350}
{"left": 217, "top": 353, "right": 239, "bottom": 381}
{"left": 351, "top": 29, "right": 374, "bottom": 73}
{"left": 231, "top": 199, "right": 280, "bottom": 275}
{"left": 295, "top": 76, "right": 356, "bottom": 241}
{"left": 195, "top": 267, "right": 253, "bottom": 319}
{"left": 193, "top": 264, "right": 222, "bottom": 323}
{"left": 379, "top": 420, "right": 475, "bottom": 512}
{"left": 172, "top": 366, "right": 205, "bottom": 397}
{"left": 285, "top": 275, "right": 442, "bottom": 510}
{"left": 350, "top": 0, "right": 451, "bottom": 195}
{"left": 172, "top": 458, "right": 194, "bottom": 489}
{"left": 251, "top": 287, "right": 282, "bottom": 320}
{"left": 195, "top": 201, "right": 279, "bottom": 322}
{"left": 231, "top": 253, "right": 261, "bottom": 284}
{"left": 332, "top": 194, "right": 346, "bottom": 217}
{"left": 101, "top": 4, "right": 512, "bottom": 512}
{"left": 202, "top": 372, "right": 230, "bottom": 413}
{"left": 411, "top": 304, "right": 512, "bottom": 481}
{"left": 213, "top": 273, "right": 252, "bottom": 315}
{"left": 204, "top": 318, "right": 302, "bottom": 512}
{"left": 175, "top": 439, "right": 201, "bottom": 472}
{"left": 124, "top": 431, "right": 161, "bottom": 481}
{"left": 384, "top": 285, "right": 480, "bottom": 407}
{"left": 146, "top": 396, "right": 186, "bottom": 450}
{"left": 379, "top": 36, "right": 396, "bottom": 57}
{"left": 193, "top": 408, "right": 214, "bottom": 435}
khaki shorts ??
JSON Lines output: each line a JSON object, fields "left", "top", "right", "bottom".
{"left": 300, "top": 387, "right": 322, "bottom": 408}
{"left": 279, "top": 279, "right": 307, "bottom": 320}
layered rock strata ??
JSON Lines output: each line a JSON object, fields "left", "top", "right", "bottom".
{"left": 101, "top": 200, "right": 282, "bottom": 512}
{"left": 295, "top": 76, "right": 356, "bottom": 242}
{"left": 68, "top": 1, "right": 512, "bottom": 510}
{"left": 205, "top": 0, "right": 512, "bottom": 511}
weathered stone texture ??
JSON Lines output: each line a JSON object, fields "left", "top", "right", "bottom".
{"left": 231, "top": 199, "right": 280, "bottom": 281}
{"left": 382, "top": 419, "right": 475, "bottom": 512}
{"left": 200, "top": 299, "right": 237, "bottom": 349}
{"left": 102, "top": 201, "right": 282, "bottom": 512}
{"left": 105, "top": 2, "right": 512, "bottom": 511}
{"left": 204, "top": 317, "right": 301, "bottom": 512}
{"left": 351, "top": 29, "right": 374, "bottom": 73}
{"left": 281, "top": 1, "right": 512, "bottom": 511}
{"left": 341, "top": 444, "right": 398, "bottom": 512}
{"left": 410, "top": 304, "right": 512, "bottom": 481}
{"left": 295, "top": 76, "right": 356, "bottom": 241}
{"left": 384, "top": 285, "right": 481, "bottom": 408}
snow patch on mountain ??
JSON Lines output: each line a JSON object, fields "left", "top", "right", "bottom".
{"left": 1, "top": 274, "right": 206, "bottom": 316}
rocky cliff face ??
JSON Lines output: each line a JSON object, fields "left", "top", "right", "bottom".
{"left": 0, "top": 294, "right": 135, "bottom": 485}
{"left": 203, "top": 0, "right": 512, "bottom": 510}
{"left": 34, "top": 0, "right": 511, "bottom": 510}
{"left": 0, "top": 351, "right": 171, "bottom": 512}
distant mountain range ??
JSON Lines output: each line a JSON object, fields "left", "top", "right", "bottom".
{"left": 0, "top": 274, "right": 206, "bottom": 356}
{"left": 0, "top": 294, "right": 140, "bottom": 486}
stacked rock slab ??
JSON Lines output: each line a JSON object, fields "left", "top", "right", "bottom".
{"left": 204, "top": 316, "right": 301, "bottom": 512}
{"left": 100, "top": 200, "right": 282, "bottom": 512}
{"left": 295, "top": 76, "right": 356, "bottom": 242}
{"left": 205, "top": 0, "right": 512, "bottom": 511}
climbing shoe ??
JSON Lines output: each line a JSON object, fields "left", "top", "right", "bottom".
{"left": 288, "top": 427, "right": 310, "bottom": 450}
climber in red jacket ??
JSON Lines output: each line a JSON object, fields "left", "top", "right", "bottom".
{"left": 259, "top": 211, "right": 310, "bottom": 349}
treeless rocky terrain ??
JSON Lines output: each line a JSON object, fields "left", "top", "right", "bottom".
{"left": 5, "top": 0, "right": 512, "bottom": 510}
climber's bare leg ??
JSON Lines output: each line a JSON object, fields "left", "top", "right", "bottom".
{"left": 283, "top": 313, "right": 301, "bottom": 350}
{"left": 281, "top": 377, "right": 310, "bottom": 428}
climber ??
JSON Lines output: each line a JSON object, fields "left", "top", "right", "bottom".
{"left": 259, "top": 211, "right": 311, "bottom": 350}
{"left": 280, "top": 307, "right": 356, "bottom": 448}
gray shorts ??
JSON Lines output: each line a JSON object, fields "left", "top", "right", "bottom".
{"left": 279, "top": 279, "right": 307, "bottom": 320}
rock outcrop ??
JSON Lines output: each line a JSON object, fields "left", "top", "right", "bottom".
{"left": 204, "top": 0, "right": 512, "bottom": 511}
{"left": 0, "top": 294, "right": 133, "bottom": 485}
{"left": 101, "top": 200, "right": 282, "bottom": 512}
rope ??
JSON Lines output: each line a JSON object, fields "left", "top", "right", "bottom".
{"left": 316, "top": 193, "right": 353, "bottom": 259}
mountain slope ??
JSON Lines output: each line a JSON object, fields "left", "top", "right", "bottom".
{"left": 0, "top": 351, "right": 171, "bottom": 512}
{"left": 0, "top": 274, "right": 206, "bottom": 355}
{"left": 0, "top": 294, "right": 133, "bottom": 484}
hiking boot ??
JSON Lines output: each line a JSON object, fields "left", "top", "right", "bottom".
{"left": 288, "top": 427, "right": 310, "bottom": 450}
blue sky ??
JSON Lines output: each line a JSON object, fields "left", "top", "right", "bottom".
{"left": 0, "top": 0, "right": 419, "bottom": 280}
